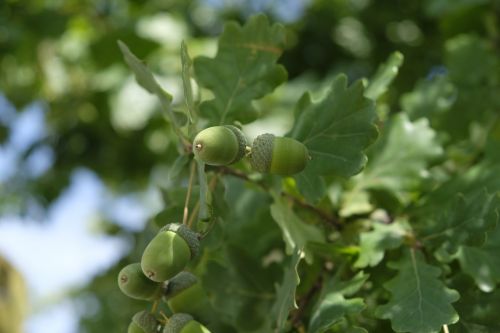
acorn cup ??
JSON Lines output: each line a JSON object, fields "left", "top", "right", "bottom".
{"left": 249, "top": 133, "right": 309, "bottom": 176}
{"left": 163, "top": 271, "right": 214, "bottom": 324}
{"left": 118, "top": 263, "right": 162, "bottom": 300}
{"left": 193, "top": 125, "right": 247, "bottom": 165}
{"left": 163, "top": 313, "right": 212, "bottom": 333}
{"left": 141, "top": 223, "right": 200, "bottom": 282}
{"left": 128, "top": 311, "right": 159, "bottom": 333}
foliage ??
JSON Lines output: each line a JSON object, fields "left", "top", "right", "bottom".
{"left": 2, "top": 1, "right": 500, "bottom": 332}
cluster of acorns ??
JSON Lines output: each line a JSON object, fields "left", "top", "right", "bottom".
{"left": 118, "top": 223, "right": 213, "bottom": 332}
{"left": 193, "top": 125, "right": 309, "bottom": 175}
{"left": 118, "top": 127, "right": 309, "bottom": 332}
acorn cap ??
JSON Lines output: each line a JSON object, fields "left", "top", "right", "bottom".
{"left": 224, "top": 125, "right": 247, "bottom": 164}
{"left": 249, "top": 133, "right": 275, "bottom": 173}
{"left": 163, "top": 313, "right": 193, "bottom": 333}
{"left": 163, "top": 271, "right": 198, "bottom": 300}
{"left": 131, "top": 311, "right": 158, "bottom": 333}
{"left": 160, "top": 223, "right": 200, "bottom": 258}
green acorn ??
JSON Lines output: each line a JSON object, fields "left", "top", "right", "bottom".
{"left": 249, "top": 133, "right": 309, "bottom": 176}
{"left": 141, "top": 223, "right": 200, "bottom": 282}
{"left": 193, "top": 125, "right": 247, "bottom": 165}
{"left": 163, "top": 313, "right": 211, "bottom": 333}
{"left": 163, "top": 272, "right": 213, "bottom": 323}
{"left": 128, "top": 311, "right": 158, "bottom": 333}
{"left": 118, "top": 263, "right": 162, "bottom": 300}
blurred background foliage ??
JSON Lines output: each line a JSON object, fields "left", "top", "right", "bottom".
{"left": 1, "top": 0, "right": 500, "bottom": 332}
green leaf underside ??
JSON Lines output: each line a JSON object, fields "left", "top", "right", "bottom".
{"left": 419, "top": 191, "right": 499, "bottom": 255}
{"left": 269, "top": 248, "right": 302, "bottom": 332}
{"left": 180, "top": 41, "right": 194, "bottom": 123}
{"left": 196, "top": 159, "right": 210, "bottom": 221}
{"left": 289, "top": 74, "right": 379, "bottom": 178}
{"left": 376, "top": 249, "right": 459, "bottom": 333}
{"left": 270, "top": 192, "right": 325, "bottom": 263}
{"left": 117, "top": 40, "right": 170, "bottom": 97}
{"left": 457, "top": 198, "right": 500, "bottom": 291}
{"left": 118, "top": 40, "right": 184, "bottom": 141}
{"left": 354, "top": 222, "right": 406, "bottom": 268}
{"left": 365, "top": 51, "right": 404, "bottom": 100}
{"left": 193, "top": 14, "right": 287, "bottom": 124}
{"left": 309, "top": 272, "right": 368, "bottom": 333}
{"left": 360, "top": 113, "right": 442, "bottom": 204}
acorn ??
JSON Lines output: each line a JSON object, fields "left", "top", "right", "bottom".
{"left": 141, "top": 223, "right": 200, "bottom": 282}
{"left": 249, "top": 133, "right": 309, "bottom": 176}
{"left": 163, "top": 313, "right": 211, "bottom": 333}
{"left": 193, "top": 125, "right": 247, "bottom": 165}
{"left": 128, "top": 311, "right": 158, "bottom": 333}
{"left": 118, "top": 263, "right": 162, "bottom": 300}
{"left": 163, "top": 272, "right": 213, "bottom": 323}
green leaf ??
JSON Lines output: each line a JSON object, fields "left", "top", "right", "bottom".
{"left": 401, "top": 75, "right": 456, "bottom": 122}
{"left": 354, "top": 222, "right": 406, "bottom": 268}
{"left": 347, "top": 113, "right": 442, "bottom": 208}
{"left": 365, "top": 51, "right": 404, "bottom": 100}
{"left": 449, "top": 274, "right": 500, "bottom": 333}
{"left": 435, "top": 34, "right": 500, "bottom": 140}
{"left": 457, "top": 198, "right": 500, "bottom": 291}
{"left": 294, "top": 171, "right": 326, "bottom": 204}
{"left": 181, "top": 41, "right": 195, "bottom": 123}
{"left": 193, "top": 14, "right": 287, "bottom": 124}
{"left": 309, "top": 272, "right": 368, "bottom": 333}
{"left": 419, "top": 191, "right": 499, "bottom": 255}
{"left": 288, "top": 74, "right": 379, "bottom": 178}
{"left": 445, "top": 34, "right": 498, "bottom": 87}
{"left": 269, "top": 247, "right": 302, "bottom": 332}
{"left": 339, "top": 189, "right": 373, "bottom": 217}
{"left": 202, "top": 249, "right": 276, "bottom": 331}
{"left": 270, "top": 192, "right": 325, "bottom": 263}
{"left": 376, "top": 249, "right": 459, "bottom": 333}
{"left": 329, "top": 320, "right": 368, "bottom": 333}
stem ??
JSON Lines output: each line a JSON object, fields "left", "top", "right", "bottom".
{"left": 183, "top": 160, "right": 197, "bottom": 226}
{"left": 151, "top": 300, "right": 159, "bottom": 313}
{"left": 443, "top": 325, "right": 450, "bottom": 333}
{"left": 158, "top": 311, "right": 169, "bottom": 325}
{"left": 187, "top": 201, "right": 200, "bottom": 229}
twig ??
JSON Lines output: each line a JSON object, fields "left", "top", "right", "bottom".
{"left": 285, "top": 194, "right": 341, "bottom": 229}
{"left": 183, "top": 160, "right": 197, "bottom": 225}
{"left": 219, "top": 166, "right": 266, "bottom": 188}
{"left": 219, "top": 166, "right": 341, "bottom": 229}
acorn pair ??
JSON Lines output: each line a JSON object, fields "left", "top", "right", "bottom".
{"left": 118, "top": 223, "right": 200, "bottom": 300}
{"left": 122, "top": 271, "right": 213, "bottom": 333}
{"left": 193, "top": 125, "right": 309, "bottom": 176}
{"left": 128, "top": 311, "right": 210, "bottom": 333}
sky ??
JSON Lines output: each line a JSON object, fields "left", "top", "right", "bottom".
{"left": 0, "top": 95, "right": 161, "bottom": 333}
